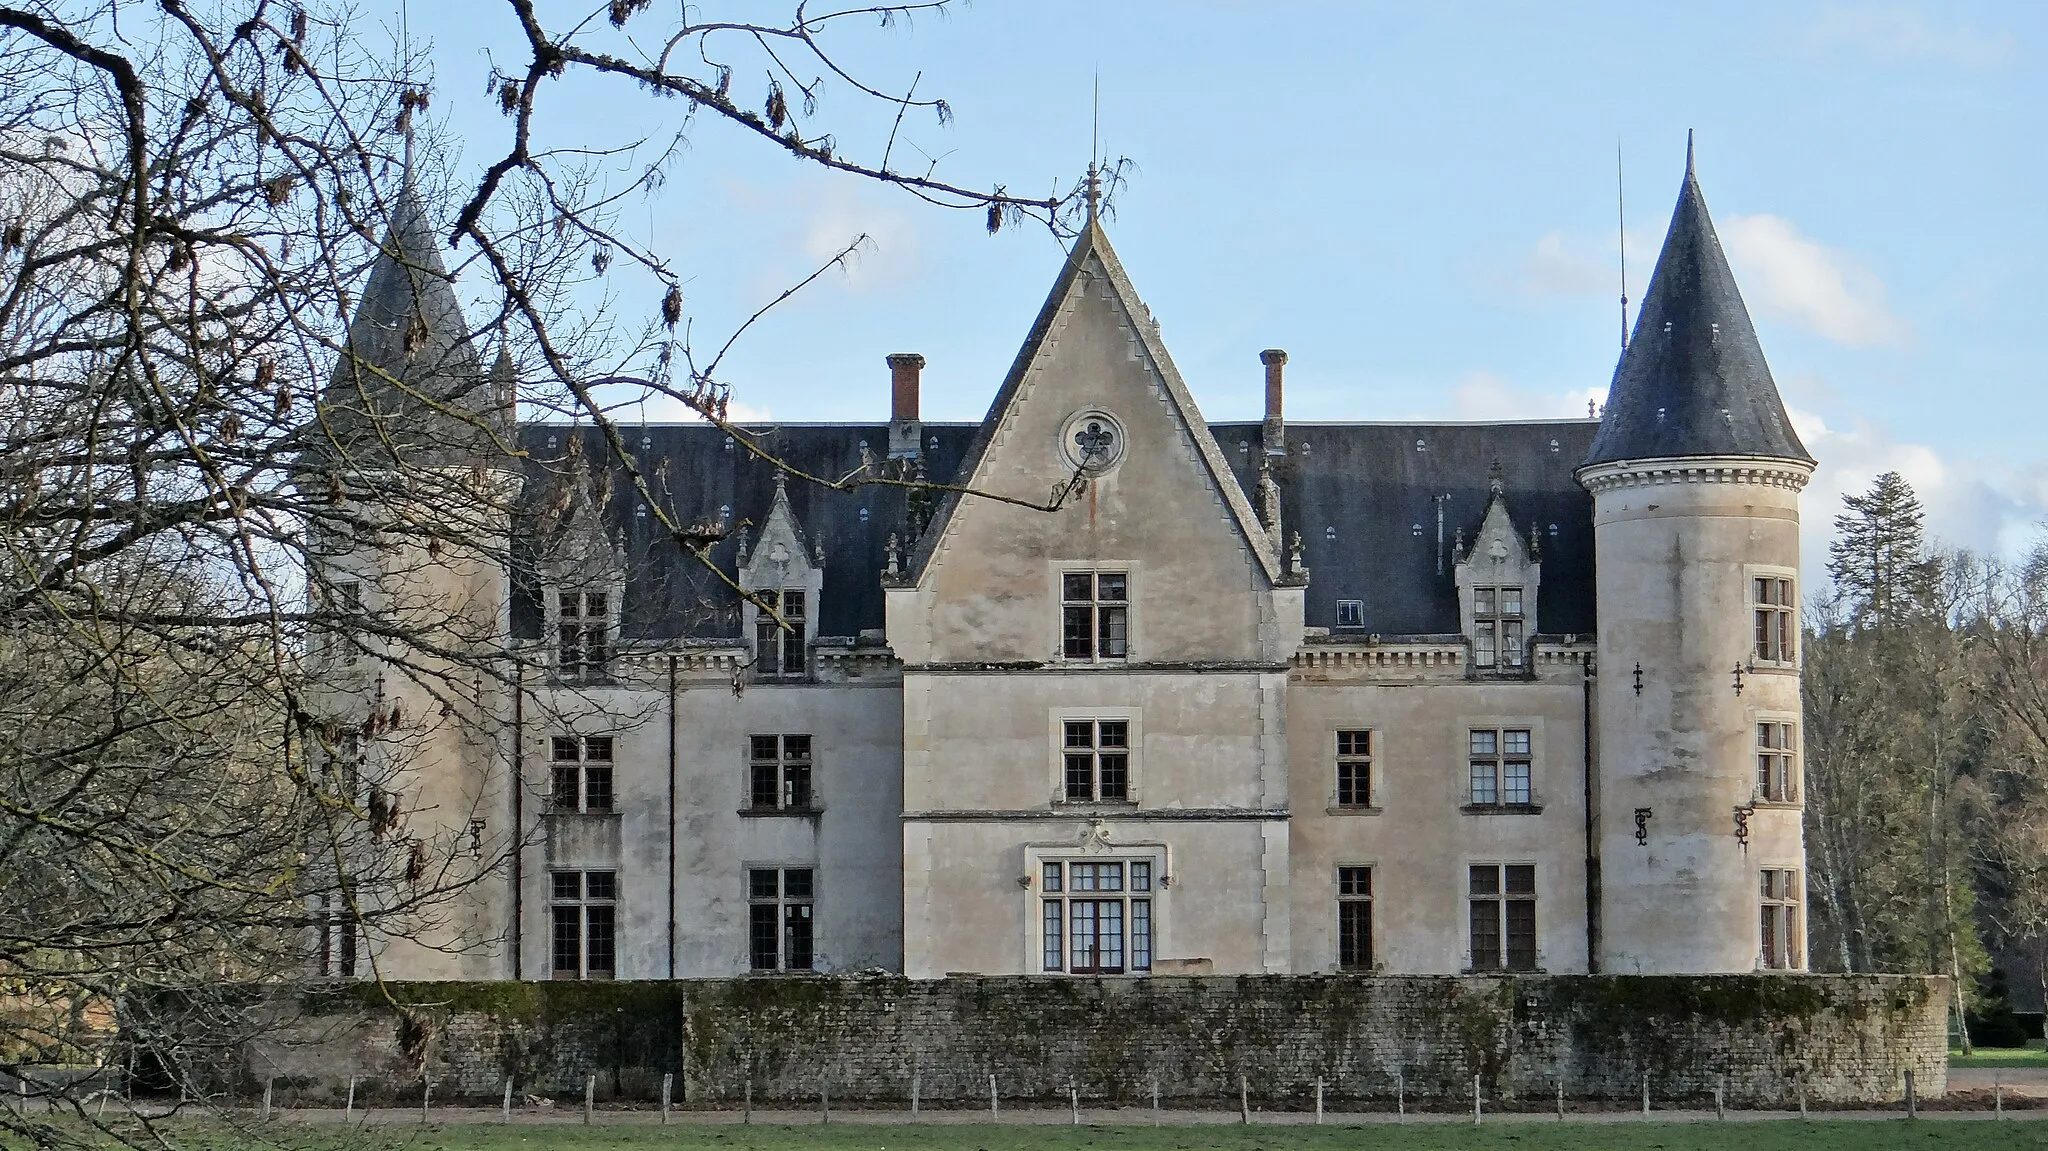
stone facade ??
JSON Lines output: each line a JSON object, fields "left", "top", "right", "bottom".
{"left": 247, "top": 975, "right": 1948, "bottom": 1106}
{"left": 313, "top": 154, "right": 1820, "bottom": 986}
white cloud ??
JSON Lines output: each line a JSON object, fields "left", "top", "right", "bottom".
{"left": 1718, "top": 214, "right": 1906, "bottom": 348}
{"left": 1791, "top": 405, "right": 2048, "bottom": 582}
{"left": 1805, "top": 5, "right": 2015, "bottom": 68}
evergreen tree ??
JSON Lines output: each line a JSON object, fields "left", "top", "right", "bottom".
{"left": 1828, "top": 471, "right": 1939, "bottom": 627}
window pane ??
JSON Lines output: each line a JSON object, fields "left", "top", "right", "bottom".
{"left": 1505, "top": 865, "right": 1535, "bottom": 894}
{"left": 751, "top": 763, "right": 780, "bottom": 809}
{"left": 1754, "top": 578, "right": 1769, "bottom": 604}
{"left": 1065, "top": 721, "right": 1094, "bottom": 748}
{"left": 1099, "top": 606, "right": 1128, "bottom": 657}
{"left": 1338, "top": 867, "right": 1371, "bottom": 897}
{"left": 1071, "top": 902, "right": 1097, "bottom": 970}
{"left": 1776, "top": 579, "right": 1793, "bottom": 606}
{"left": 1476, "top": 628, "right": 1496, "bottom": 667}
{"left": 1096, "top": 721, "right": 1129, "bottom": 749}
{"left": 1505, "top": 900, "right": 1537, "bottom": 970}
{"left": 785, "top": 904, "right": 814, "bottom": 971}
{"left": 1501, "top": 588, "right": 1522, "bottom": 616}
{"left": 1469, "top": 900, "right": 1501, "bottom": 970}
{"left": 1099, "top": 863, "right": 1124, "bottom": 892}
{"left": 558, "top": 590, "right": 579, "bottom": 615}
{"left": 585, "top": 906, "right": 616, "bottom": 976}
{"left": 1761, "top": 907, "right": 1778, "bottom": 969}
{"left": 1131, "top": 900, "right": 1152, "bottom": 971}
{"left": 1337, "top": 761, "right": 1370, "bottom": 806}
{"left": 1469, "top": 865, "right": 1500, "bottom": 895}
{"left": 552, "top": 766, "right": 581, "bottom": 811}
{"left": 751, "top": 735, "right": 780, "bottom": 761}
{"left": 1470, "top": 730, "right": 1497, "bottom": 756}
{"left": 748, "top": 869, "right": 779, "bottom": 900}
{"left": 1131, "top": 862, "right": 1152, "bottom": 892}
{"left": 584, "top": 592, "right": 608, "bottom": 618}
{"left": 1505, "top": 762, "right": 1530, "bottom": 805}
{"left": 1475, "top": 587, "right": 1496, "bottom": 615}
{"left": 784, "top": 763, "right": 812, "bottom": 809}
{"left": 1062, "top": 574, "right": 1095, "bottom": 602}
{"left": 782, "top": 590, "right": 805, "bottom": 618}
{"left": 1097, "top": 573, "right": 1127, "bottom": 602}
{"left": 749, "top": 904, "right": 780, "bottom": 970}
{"left": 782, "top": 626, "right": 805, "bottom": 672}
{"left": 584, "top": 767, "right": 614, "bottom": 812}
{"left": 584, "top": 736, "right": 613, "bottom": 761}
{"left": 552, "top": 907, "right": 582, "bottom": 977}
{"left": 1097, "top": 754, "right": 1128, "bottom": 800}
{"left": 784, "top": 735, "right": 811, "bottom": 761}
{"left": 1065, "top": 754, "right": 1095, "bottom": 801}
{"left": 1073, "top": 864, "right": 1098, "bottom": 893}
{"left": 1778, "top": 613, "right": 1793, "bottom": 662}
{"left": 552, "top": 736, "right": 580, "bottom": 762}
{"left": 1755, "top": 610, "right": 1771, "bottom": 660}
{"left": 1470, "top": 763, "right": 1497, "bottom": 805}
{"left": 585, "top": 871, "right": 616, "bottom": 901}
{"left": 1063, "top": 607, "right": 1094, "bottom": 658}
{"left": 784, "top": 868, "right": 814, "bottom": 900}
{"left": 1505, "top": 730, "right": 1531, "bottom": 756}
{"left": 1042, "top": 863, "right": 1063, "bottom": 892}
{"left": 1337, "top": 730, "right": 1370, "bottom": 757}
{"left": 1503, "top": 621, "right": 1524, "bottom": 664}
{"left": 1098, "top": 901, "right": 1124, "bottom": 971}
{"left": 1043, "top": 900, "right": 1064, "bottom": 970}
{"left": 551, "top": 871, "right": 581, "bottom": 901}
{"left": 1339, "top": 899, "right": 1372, "bottom": 970}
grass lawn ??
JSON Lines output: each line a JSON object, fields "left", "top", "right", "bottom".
{"left": 1951, "top": 1047, "right": 2048, "bottom": 1068}
{"left": 363, "top": 1119, "right": 2048, "bottom": 1151}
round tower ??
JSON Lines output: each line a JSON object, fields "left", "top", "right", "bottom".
{"left": 1579, "top": 142, "right": 1815, "bottom": 974}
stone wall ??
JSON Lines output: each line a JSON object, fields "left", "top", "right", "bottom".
{"left": 247, "top": 974, "right": 1947, "bottom": 1107}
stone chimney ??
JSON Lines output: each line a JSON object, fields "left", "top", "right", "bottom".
{"left": 1261, "top": 349, "right": 1287, "bottom": 455}
{"left": 887, "top": 353, "right": 924, "bottom": 460}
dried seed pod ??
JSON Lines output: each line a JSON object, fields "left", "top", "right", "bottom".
{"left": 661, "top": 285, "right": 682, "bottom": 328}
{"left": 765, "top": 83, "right": 787, "bottom": 130}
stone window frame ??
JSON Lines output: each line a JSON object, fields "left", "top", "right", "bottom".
{"left": 1470, "top": 585, "right": 1527, "bottom": 670}
{"left": 1464, "top": 860, "right": 1540, "bottom": 973}
{"left": 1758, "top": 865, "right": 1804, "bottom": 971}
{"left": 744, "top": 733, "right": 818, "bottom": 815}
{"left": 1047, "top": 707, "right": 1143, "bottom": 807}
{"left": 1335, "top": 599, "right": 1365, "bottom": 630}
{"left": 1052, "top": 562, "right": 1137, "bottom": 664}
{"left": 1752, "top": 711, "right": 1800, "bottom": 807}
{"left": 1457, "top": 716, "right": 1545, "bottom": 814}
{"left": 1746, "top": 564, "right": 1799, "bottom": 670}
{"left": 1022, "top": 840, "right": 1168, "bottom": 977}
{"left": 1328, "top": 727, "right": 1382, "bottom": 815}
{"left": 1335, "top": 863, "right": 1375, "bottom": 972}
{"left": 549, "top": 868, "right": 617, "bottom": 980}
{"left": 545, "top": 582, "right": 623, "bottom": 680}
{"left": 745, "top": 864, "right": 816, "bottom": 972}
{"left": 749, "top": 586, "right": 812, "bottom": 681}
{"left": 548, "top": 734, "right": 616, "bottom": 814}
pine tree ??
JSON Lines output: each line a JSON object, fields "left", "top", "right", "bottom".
{"left": 1828, "top": 471, "right": 1938, "bottom": 626}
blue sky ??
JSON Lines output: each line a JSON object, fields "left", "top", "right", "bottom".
{"left": 405, "top": 1, "right": 2041, "bottom": 564}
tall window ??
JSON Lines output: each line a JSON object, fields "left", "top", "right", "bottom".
{"left": 315, "top": 579, "right": 362, "bottom": 668}
{"left": 1753, "top": 576, "right": 1795, "bottom": 664}
{"left": 1756, "top": 722, "right": 1797, "bottom": 803}
{"left": 1468, "top": 729, "right": 1533, "bottom": 807}
{"left": 557, "top": 589, "right": 610, "bottom": 676}
{"left": 1473, "top": 586, "right": 1524, "bottom": 669}
{"left": 754, "top": 589, "right": 807, "bottom": 678}
{"left": 1040, "top": 860, "right": 1152, "bottom": 975}
{"left": 1062, "top": 572, "right": 1129, "bottom": 660}
{"left": 1063, "top": 720, "right": 1129, "bottom": 802}
{"left": 549, "top": 736, "right": 614, "bottom": 813}
{"left": 315, "top": 891, "right": 358, "bottom": 978}
{"left": 1469, "top": 864, "right": 1537, "bottom": 971}
{"left": 748, "top": 867, "right": 814, "bottom": 971}
{"left": 550, "top": 870, "right": 616, "bottom": 980}
{"left": 1337, "top": 866, "right": 1373, "bottom": 971}
{"left": 1335, "top": 730, "right": 1373, "bottom": 808}
{"left": 749, "top": 735, "right": 814, "bottom": 811}
{"left": 1760, "top": 869, "right": 1802, "bottom": 970}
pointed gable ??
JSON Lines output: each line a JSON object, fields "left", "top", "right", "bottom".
{"left": 1585, "top": 144, "right": 1812, "bottom": 468}
{"left": 894, "top": 219, "right": 1292, "bottom": 666}
{"left": 907, "top": 220, "right": 1283, "bottom": 586}
{"left": 319, "top": 180, "right": 499, "bottom": 466}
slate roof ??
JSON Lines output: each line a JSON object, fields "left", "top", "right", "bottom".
{"left": 512, "top": 417, "right": 1599, "bottom": 644}
{"left": 1584, "top": 149, "right": 1811, "bottom": 467}
{"left": 315, "top": 182, "right": 509, "bottom": 467}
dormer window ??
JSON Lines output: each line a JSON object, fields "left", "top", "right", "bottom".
{"left": 556, "top": 590, "right": 611, "bottom": 677}
{"left": 753, "top": 589, "right": 807, "bottom": 679}
{"left": 1473, "top": 586, "right": 1524, "bottom": 669}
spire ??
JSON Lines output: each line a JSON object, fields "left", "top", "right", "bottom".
{"left": 318, "top": 174, "right": 492, "bottom": 466}
{"left": 1583, "top": 139, "right": 1812, "bottom": 468}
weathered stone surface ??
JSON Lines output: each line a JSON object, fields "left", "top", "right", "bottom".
{"left": 248, "top": 974, "right": 1946, "bottom": 1107}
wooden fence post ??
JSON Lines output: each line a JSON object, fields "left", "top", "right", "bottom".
{"left": 583, "top": 1074, "right": 594, "bottom": 1125}
{"left": 661, "top": 1073, "right": 672, "bottom": 1125}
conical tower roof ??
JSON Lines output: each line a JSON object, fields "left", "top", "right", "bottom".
{"left": 1583, "top": 144, "right": 1812, "bottom": 468}
{"left": 317, "top": 180, "right": 500, "bottom": 466}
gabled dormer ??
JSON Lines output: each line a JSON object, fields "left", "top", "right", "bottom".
{"left": 1454, "top": 474, "right": 1541, "bottom": 673}
{"left": 532, "top": 459, "right": 625, "bottom": 680}
{"left": 739, "top": 472, "right": 822, "bottom": 680}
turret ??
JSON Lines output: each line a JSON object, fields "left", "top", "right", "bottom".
{"left": 1579, "top": 139, "right": 1815, "bottom": 973}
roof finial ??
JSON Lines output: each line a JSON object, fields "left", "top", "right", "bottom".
{"left": 1685, "top": 127, "right": 1695, "bottom": 179}
{"left": 399, "top": 0, "right": 416, "bottom": 185}
{"left": 1617, "top": 139, "right": 1629, "bottom": 352}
